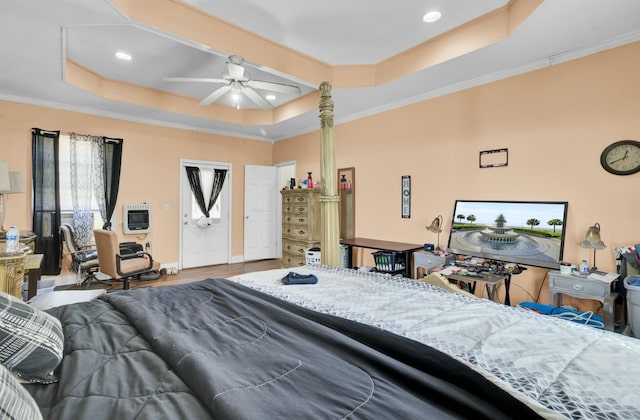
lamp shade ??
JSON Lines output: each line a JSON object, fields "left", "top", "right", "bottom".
{"left": 0, "top": 162, "right": 10, "bottom": 193}
{"left": 426, "top": 215, "right": 443, "bottom": 233}
{"left": 8, "top": 172, "right": 25, "bottom": 194}
{"left": 579, "top": 222, "right": 606, "bottom": 250}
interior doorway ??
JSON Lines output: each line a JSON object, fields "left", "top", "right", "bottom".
{"left": 243, "top": 165, "right": 278, "bottom": 261}
{"left": 180, "top": 159, "right": 231, "bottom": 269}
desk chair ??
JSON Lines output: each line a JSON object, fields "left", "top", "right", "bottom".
{"left": 93, "top": 229, "right": 159, "bottom": 290}
{"left": 59, "top": 223, "right": 100, "bottom": 286}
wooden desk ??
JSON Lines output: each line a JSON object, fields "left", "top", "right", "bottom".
{"left": 24, "top": 254, "right": 44, "bottom": 300}
{"left": 445, "top": 271, "right": 511, "bottom": 305}
{"left": 340, "top": 238, "right": 423, "bottom": 278}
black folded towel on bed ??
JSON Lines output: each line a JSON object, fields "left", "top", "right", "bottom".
{"left": 281, "top": 272, "right": 318, "bottom": 285}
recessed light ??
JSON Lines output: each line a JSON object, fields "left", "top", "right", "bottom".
{"left": 265, "top": 94, "right": 276, "bottom": 101}
{"left": 115, "top": 51, "right": 132, "bottom": 61}
{"left": 422, "top": 11, "right": 442, "bottom": 23}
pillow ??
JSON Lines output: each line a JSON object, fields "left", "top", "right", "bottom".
{"left": 0, "top": 363, "right": 42, "bottom": 420}
{"left": 0, "top": 291, "right": 63, "bottom": 383}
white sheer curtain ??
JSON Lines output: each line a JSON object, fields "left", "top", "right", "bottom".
{"left": 69, "top": 133, "right": 104, "bottom": 247}
{"left": 93, "top": 140, "right": 107, "bottom": 227}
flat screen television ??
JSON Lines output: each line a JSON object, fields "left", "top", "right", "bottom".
{"left": 446, "top": 200, "right": 569, "bottom": 269}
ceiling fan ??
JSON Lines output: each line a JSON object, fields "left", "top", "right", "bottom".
{"left": 163, "top": 55, "right": 301, "bottom": 110}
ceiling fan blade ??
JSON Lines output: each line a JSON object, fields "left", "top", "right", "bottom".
{"left": 246, "top": 80, "right": 301, "bottom": 96}
{"left": 163, "top": 77, "right": 227, "bottom": 84}
{"left": 199, "top": 85, "right": 232, "bottom": 106}
{"left": 243, "top": 87, "right": 273, "bottom": 110}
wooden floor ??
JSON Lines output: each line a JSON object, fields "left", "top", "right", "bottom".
{"left": 62, "top": 259, "right": 283, "bottom": 292}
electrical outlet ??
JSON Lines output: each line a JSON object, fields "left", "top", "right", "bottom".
{"left": 160, "top": 263, "right": 179, "bottom": 275}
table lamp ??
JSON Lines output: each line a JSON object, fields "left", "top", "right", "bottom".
{"left": 0, "top": 161, "right": 26, "bottom": 237}
{"left": 426, "top": 215, "right": 444, "bottom": 251}
{"left": 578, "top": 222, "right": 606, "bottom": 272}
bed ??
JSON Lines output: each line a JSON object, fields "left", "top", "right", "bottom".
{"left": 3, "top": 265, "right": 637, "bottom": 419}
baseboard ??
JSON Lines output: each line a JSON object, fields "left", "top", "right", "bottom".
{"left": 230, "top": 255, "right": 244, "bottom": 264}
{"left": 160, "top": 262, "right": 179, "bottom": 275}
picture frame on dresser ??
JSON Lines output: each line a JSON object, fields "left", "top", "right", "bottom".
{"left": 337, "top": 167, "right": 355, "bottom": 240}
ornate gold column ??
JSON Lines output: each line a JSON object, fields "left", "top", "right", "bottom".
{"left": 318, "top": 82, "right": 340, "bottom": 266}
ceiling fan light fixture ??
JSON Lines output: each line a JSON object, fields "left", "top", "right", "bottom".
{"left": 166, "top": 55, "right": 299, "bottom": 110}
{"left": 423, "top": 11, "right": 442, "bottom": 23}
{"left": 115, "top": 51, "right": 132, "bottom": 61}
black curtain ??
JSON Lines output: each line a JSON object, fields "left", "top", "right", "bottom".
{"left": 209, "top": 169, "right": 227, "bottom": 212}
{"left": 32, "top": 128, "right": 61, "bottom": 275}
{"left": 101, "top": 137, "right": 123, "bottom": 230}
{"left": 185, "top": 166, "right": 227, "bottom": 217}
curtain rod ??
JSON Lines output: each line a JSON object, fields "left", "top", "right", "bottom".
{"left": 65, "top": 132, "right": 123, "bottom": 144}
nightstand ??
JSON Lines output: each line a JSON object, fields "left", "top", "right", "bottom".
{"left": 548, "top": 270, "right": 619, "bottom": 331}
{"left": 413, "top": 251, "right": 445, "bottom": 278}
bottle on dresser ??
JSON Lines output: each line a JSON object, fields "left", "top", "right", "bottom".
{"left": 5, "top": 226, "right": 19, "bottom": 253}
{"left": 579, "top": 259, "right": 589, "bottom": 274}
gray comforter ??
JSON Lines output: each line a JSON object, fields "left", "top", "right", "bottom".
{"left": 25, "top": 279, "right": 539, "bottom": 419}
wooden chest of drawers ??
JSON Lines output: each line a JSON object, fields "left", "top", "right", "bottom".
{"left": 281, "top": 189, "right": 321, "bottom": 268}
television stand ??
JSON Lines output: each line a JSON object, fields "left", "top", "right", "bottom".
{"left": 444, "top": 269, "right": 512, "bottom": 305}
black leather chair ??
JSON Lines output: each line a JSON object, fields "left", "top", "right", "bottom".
{"left": 59, "top": 223, "right": 100, "bottom": 285}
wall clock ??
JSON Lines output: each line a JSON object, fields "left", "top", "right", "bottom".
{"left": 600, "top": 140, "right": 640, "bottom": 175}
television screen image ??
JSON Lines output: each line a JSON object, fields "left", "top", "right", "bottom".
{"left": 447, "top": 200, "right": 569, "bottom": 269}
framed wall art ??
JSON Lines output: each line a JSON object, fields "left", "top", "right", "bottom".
{"left": 401, "top": 175, "right": 411, "bottom": 218}
{"left": 479, "top": 148, "right": 508, "bottom": 168}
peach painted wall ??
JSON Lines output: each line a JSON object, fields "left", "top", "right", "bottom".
{"left": 2, "top": 41, "right": 639, "bottom": 310}
{"left": 274, "top": 41, "right": 640, "bottom": 308}
{"left": 0, "top": 101, "right": 273, "bottom": 264}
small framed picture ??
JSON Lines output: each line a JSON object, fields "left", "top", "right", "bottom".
{"left": 401, "top": 175, "right": 411, "bottom": 218}
{"left": 479, "top": 148, "right": 508, "bottom": 168}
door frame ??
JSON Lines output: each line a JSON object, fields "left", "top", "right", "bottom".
{"left": 275, "top": 161, "right": 296, "bottom": 258}
{"left": 179, "top": 159, "right": 232, "bottom": 269}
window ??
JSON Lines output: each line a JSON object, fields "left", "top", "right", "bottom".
{"left": 58, "top": 135, "right": 111, "bottom": 231}
{"left": 190, "top": 168, "right": 221, "bottom": 220}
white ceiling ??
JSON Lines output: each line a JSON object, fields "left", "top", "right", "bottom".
{"left": 1, "top": 0, "right": 640, "bottom": 142}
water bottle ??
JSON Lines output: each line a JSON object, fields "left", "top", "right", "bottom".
{"left": 5, "top": 226, "right": 19, "bottom": 253}
{"left": 579, "top": 259, "right": 589, "bottom": 274}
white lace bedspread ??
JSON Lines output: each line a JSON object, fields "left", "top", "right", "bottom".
{"left": 230, "top": 265, "right": 640, "bottom": 420}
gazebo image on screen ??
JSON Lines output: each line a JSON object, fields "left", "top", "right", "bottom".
{"left": 447, "top": 200, "right": 568, "bottom": 268}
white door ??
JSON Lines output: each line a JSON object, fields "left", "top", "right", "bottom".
{"left": 244, "top": 165, "right": 277, "bottom": 261}
{"left": 180, "top": 160, "right": 231, "bottom": 269}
